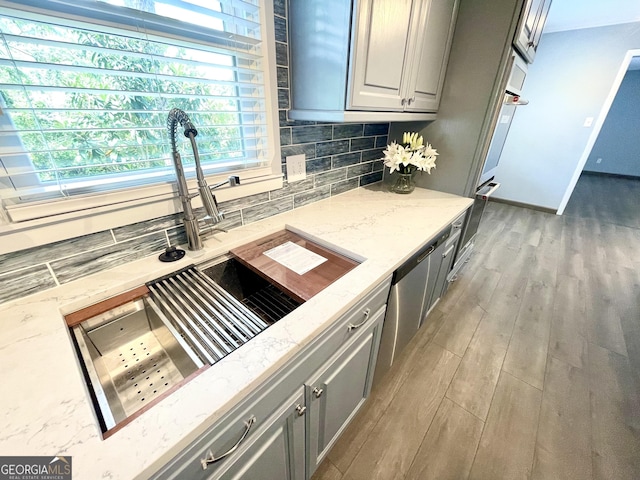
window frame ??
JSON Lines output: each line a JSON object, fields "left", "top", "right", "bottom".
{"left": 0, "top": 0, "right": 282, "bottom": 254}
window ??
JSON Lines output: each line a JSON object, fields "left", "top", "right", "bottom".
{"left": 0, "top": 0, "right": 280, "bottom": 224}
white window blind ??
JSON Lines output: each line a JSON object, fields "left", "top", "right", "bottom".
{"left": 0, "top": 0, "right": 271, "bottom": 212}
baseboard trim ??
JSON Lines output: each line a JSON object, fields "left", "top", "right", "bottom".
{"left": 582, "top": 170, "right": 640, "bottom": 181}
{"left": 489, "top": 197, "right": 557, "bottom": 214}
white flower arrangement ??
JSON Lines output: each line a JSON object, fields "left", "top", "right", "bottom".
{"left": 383, "top": 132, "right": 439, "bottom": 175}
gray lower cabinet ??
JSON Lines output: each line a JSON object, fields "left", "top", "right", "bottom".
{"left": 151, "top": 386, "right": 306, "bottom": 480}
{"left": 428, "top": 230, "right": 460, "bottom": 309}
{"left": 152, "top": 278, "right": 391, "bottom": 480}
{"left": 214, "top": 388, "right": 306, "bottom": 480}
{"left": 306, "top": 307, "right": 384, "bottom": 477}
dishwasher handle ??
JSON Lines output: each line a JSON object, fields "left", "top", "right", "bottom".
{"left": 392, "top": 227, "right": 451, "bottom": 285}
{"left": 416, "top": 245, "right": 435, "bottom": 263}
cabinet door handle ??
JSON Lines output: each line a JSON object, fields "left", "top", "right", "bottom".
{"left": 295, "top": 404, "right": 306, "bottom": 416}
{"left": 401, "top": 98, "right": 407, "bottom": 106}
{"left": 312, "top": 387, "right": 324, "bottom": 398}
{"left": 453, "top": 221, "right": 463, "bottom": 229}
{"left": 200, "top": 416, "right": 256, "bottom": 470}
{"left": 407, "top": 97, "right": 415, "bottom": 105}
{"left": 347, "top": 308, "right": 371, "bottom": 332}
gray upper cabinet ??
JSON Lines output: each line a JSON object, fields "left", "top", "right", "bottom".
{"left": 349, "top": 0, "right": 414, "bottom": 111}
{"left": 513, "top": 0, "right": 552, "bottom": 63}
{"left": 405, "top": 0, "right": 460, "bottom": 111}
{"left": 288, "top": 0, "right": 459, "bottom": 122}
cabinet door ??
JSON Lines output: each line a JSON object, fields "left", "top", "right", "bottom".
{"left": 217, "top": 389, "right": 306, "bottom": 480}
{"left": 349, "top": 0, "right": 414, "bottom": 110}
{"left": 306, "top": 308, "right": 384, "bottom": 477}
{"left": 404, "top": 0, "right": 459, "bottom": 112}
{"left": 420, "top": 240, "right": 446, "bottom": 322}
{"left": 514, "top": 0, "right": 552, "bottom": 62}
{"left": 428, "top": 240, "right": 457, "bottom": 312}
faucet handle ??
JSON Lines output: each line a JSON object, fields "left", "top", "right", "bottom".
{"left": 199, "top": 185, "right": 223, "bottom": 223}
{"left": 210, "top": 176, "right": 241, "bottom": 190}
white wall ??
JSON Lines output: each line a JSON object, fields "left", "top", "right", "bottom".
{"left": 583, "top": 69, "right": 640, "bottom": 177}
{"left": 493, "top": 22, "right": 640, "bottom": 211}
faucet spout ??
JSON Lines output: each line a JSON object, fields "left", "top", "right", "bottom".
{"left": 166, "top": 108, "right": 237, "bottom": 251}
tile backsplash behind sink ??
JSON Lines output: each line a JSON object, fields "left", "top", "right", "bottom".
{"left": 0, "top": 3, "right": 389, "bottom": 305}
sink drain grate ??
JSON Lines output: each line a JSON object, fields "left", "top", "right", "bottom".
{"left": 242, "top": 284, "right": 300, "bottom": 324}
{"left": 147, "top": 265, "right": 269, "bottom": 365}
{"left": 100, "top": 330, "right": 186, "bottom": 415}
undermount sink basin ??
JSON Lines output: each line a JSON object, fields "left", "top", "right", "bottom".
{"left": 199, "top": 256, "right": 302, "bottom": 324}
{"left": 69, "top": 230, "right": 355, "bottom": 436}
{"left": 69, "top": 259, "right": 300, "bottom": 436}
{"left": 71, "top": 296, "right": 204, "bottom": 433}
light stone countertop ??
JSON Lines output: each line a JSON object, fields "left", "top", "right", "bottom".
{"left": 0, "top": 184, "right": 473, "bottom": 480}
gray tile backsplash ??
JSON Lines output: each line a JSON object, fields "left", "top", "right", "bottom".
{"left": 333, "top": 124, "right": 364, "bottom": 139}
{"left": 0, "top": 230, "right": 115, "bottom": 275}
{"left": 243, "top": 197, "right": 293, "bottom": 224}
{"left": 331, "top": 178, "right": 360, "bottom": 196}
{"left": 315, "top": 169, "right": 348, "bottom": 187}
{"left": 273, "top": 0, "right": 286, "bottom": 17}
{"left": 290, "top": 125, "right": 333, "bottom": 144}
{"left": 294, "top": 185, "right": 331, "bottom": 208}
{"left": 306, "top": 157, "right": 331, "bottom": 175}
{"left": 0, "top": 265, "right": 58, "bottom": 305}
{"left": 50, "top": 232, "right": 168, "bottom": 285}
{"left": 332, "top": 152, "right": 362, "bottom": 169}
{"left": 315, "top": 140, "right": 350, "bottom": 157}
{"left": 351, "top": 137, "right": 376, "bottom": 151}
{"left": 112, "top": 214, "right": 182, "bottom": 242}
{"left": 360, "top": 171, "right": 384, "bottom": 186}
{"left": 0, "top": 2, "right": 388, "bottom": 305}
{"left": 348, "top": 163, "right": 374, "bottom": 178}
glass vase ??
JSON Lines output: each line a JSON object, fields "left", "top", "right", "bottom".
{"left": 390, "top": 172, "right": 415, "bottom": 194}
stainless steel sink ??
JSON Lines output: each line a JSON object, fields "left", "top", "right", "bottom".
{"left": 72, "top": 296, "right": 204, "bottom": 432}
{"left": 71, "top": 259, "right": 301, "bottom": 435}
{"left": 199, "top": 256, "right": 301, "bottom": 325}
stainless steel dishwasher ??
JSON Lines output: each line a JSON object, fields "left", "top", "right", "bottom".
{"left": 374, "top": 227, "right": 451, "bottom": 384}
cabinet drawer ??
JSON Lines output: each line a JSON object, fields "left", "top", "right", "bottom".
{"left": 153, "top": 384, "right": 291, "bottom": 479}
{"left": 215, "top": 388, "right": 306, "bottom": 480}
{"left": 315, "top": 276, "right": 390, "bottom": 355}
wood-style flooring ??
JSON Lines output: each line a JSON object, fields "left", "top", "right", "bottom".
{"left": 312, "top": 174, "right": 640, "bottom": 480}
{"left": 564, "top": 172, "right": 640, "bottom": 229}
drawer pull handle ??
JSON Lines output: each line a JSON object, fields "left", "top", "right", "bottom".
{"left": 313, "top": 387, "right": 324, "bottom": 398}
{"left": 295, "top": 404, "right": 306, "bottom": 416}
{"left": 200, "top": 416, "right": 256, "bottom": 470}
{"left": 348, "top": 308, "right": 371, "bottom": 332}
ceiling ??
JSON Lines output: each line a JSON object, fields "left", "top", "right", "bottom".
{"left": 544, "top": 0, "right": 640, "bottom": 33}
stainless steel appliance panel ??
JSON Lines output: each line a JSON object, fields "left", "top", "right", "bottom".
{"left": 375, "top": 228, "right": 450, "bottom": 383}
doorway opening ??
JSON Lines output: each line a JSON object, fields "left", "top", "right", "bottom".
{"left": 557, "top": 49, "right": 640, "bottom": 216}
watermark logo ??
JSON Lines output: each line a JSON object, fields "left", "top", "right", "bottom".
{"left": 0, "top": 456, "right": 72, "bottom": 480}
